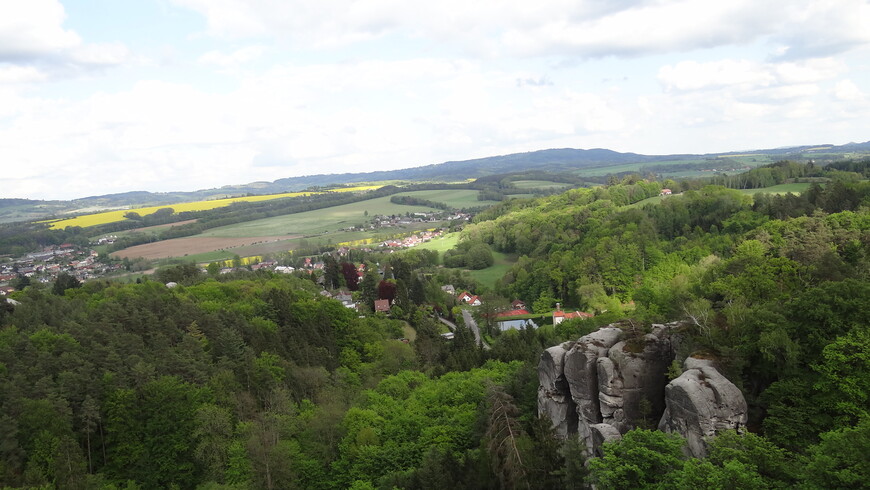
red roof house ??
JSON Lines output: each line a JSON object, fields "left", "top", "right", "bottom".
{"left": 374, "top": 299, "right": 391, "bottom": 313}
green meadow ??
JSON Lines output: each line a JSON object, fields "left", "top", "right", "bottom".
{"left": 201, "top": 195, "right": 440, "bottom": 238}
{"left": 392, "top": 189, "right": 500, "bottom": 208}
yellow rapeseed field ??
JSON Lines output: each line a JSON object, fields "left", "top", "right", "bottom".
{"left": 330, "top": 185, "right": 383, "bottom": 193}
{"left": 48, "top": 186, "right": 384, "bottom": 230}
{"left": 49, "top": 192, "right": 311, "bottom": 230}
{"left": 218, "top": 256, "right": 263, "bottom": 267}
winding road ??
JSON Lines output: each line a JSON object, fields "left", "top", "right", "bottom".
{"left": 461, "top": 309, "right": 491, "bottom": 350}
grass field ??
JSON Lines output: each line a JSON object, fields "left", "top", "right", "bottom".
{"left": 392, "top": 189, "right": 499, "bottom": 208}
{"left": 110, "top": 193, "right": 453, "bottom": 263}
{"left": 199, "top": 195, "right": 437, "bottom": 238}
{"left": 414, "top": 232, "right": 460, "bottom": 261}
{"left": 511, "top": 180, "right": 571, "bottom": 190}
{"left": 625, "top": 183, "right": 813, "bottom": 209}
{"left": 466, "top": 251, "right": 516, "bottom": 289}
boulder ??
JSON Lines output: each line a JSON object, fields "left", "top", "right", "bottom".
{"left": 589, "top": 423, "right": 622, "bottom": 457}
{"left": 658, "top": 357, "right": 748, "bottom": 458}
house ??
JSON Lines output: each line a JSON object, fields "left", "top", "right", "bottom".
{"left": 510, "top": 299, "right": 527, "bottom": 310}
{"left": 441, "top": 284, "right": 456, "bottom": 295}
{"left": 495, "top": 308, "right": 531, "bottom": 318}
{"left": 457, "top": 291, "right": 473, "bottom": 303}
{"left": 467, "top": 295, "right": 482, "bottom": 306}
{"left": 335, "top": 291, "right": 355, "bottom": 308}
{"left": 553, "top": 303, "right": 593, "bottom": 325}
{"left": 374, "top": 299, "right": 391, "bottom": 313}
{"left": 660, "top": 188, "right": 673, "bottom": 196}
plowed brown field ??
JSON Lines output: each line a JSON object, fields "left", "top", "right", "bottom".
{"left": 110, "top": 236, "right": 298, "bottom": 260}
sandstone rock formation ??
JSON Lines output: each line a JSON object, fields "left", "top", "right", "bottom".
{"left": 538, "top": 322, "right": 746, "bottom": 458}
{"left": 541, "top": 323, "right": 677, "bottom": 454}
{"left": 658, "top": 357, "right": 748, "bottom": 458}
{"left": 537, "top": 341, "right": 578, "bottom": 437}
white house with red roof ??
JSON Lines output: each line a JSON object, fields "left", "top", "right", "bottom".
{"left": 552, "top": 303, "right": 593, "bottom": 325}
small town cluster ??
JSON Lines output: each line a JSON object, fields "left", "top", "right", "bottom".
{"left": 0, "top": 244, "right": 122, "bottom": 296}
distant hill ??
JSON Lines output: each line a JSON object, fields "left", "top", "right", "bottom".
{"left": 199, "top": 142, "right": 870, "bottom": 195}
{"left": 2, "top": 141, "right": 868, "bottom": 224}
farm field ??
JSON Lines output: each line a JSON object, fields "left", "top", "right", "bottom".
{"left": 46, "top": 186, "right": 383, "bottom": 230}
{"left": 392, "top": 189, "right": 499, "bottom": 208}
{"left": 200, "top": 195, "right": 440, "bottom": 238}
{"left": 511, "top": 180, "right": 571, "bottom": 190}
{"left": 110, "top": 235, "right": 298, "bottom": 260}
{"left": 97, "top": 219, "right": 200, "bottom": 240}
{"left": 48, "top": 192, "right": 312, "bottom": 230}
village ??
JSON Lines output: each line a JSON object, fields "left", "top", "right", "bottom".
{"left": 0, "top": 243, "right": 123, "bottom": 296}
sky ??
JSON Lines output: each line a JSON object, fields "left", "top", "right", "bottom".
{"left": 1, "top": 0, "right": 869, "bottom": 201}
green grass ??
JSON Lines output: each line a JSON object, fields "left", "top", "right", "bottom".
{"left": 625, "top": 183, "right": 814, "bottom": 210}
{"left": 392, "top": 189, "right": 499, "bottom": 208}
{"left": 511, "top": 180, "right": 571, "bottom": 190}
{"left": 414, "top": 232, "right": 460, "bottom": 262}
{"left": 201, "top": 195, "right": 441, "bottom": 238}
{"left": 402, "top": 324, "right": 417, "bottom": 341}
{"left": 466, "top": 251, "right": 516, "bottom": 289}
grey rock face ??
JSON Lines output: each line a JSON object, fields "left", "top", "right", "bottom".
{"left": 658, "top": 357, "right": 748, "bottom": 458}
{"left": 537, "top": 341, "right": 577, "bottom": 437}
{"left": 600, "top": 324, "right": 675, "bottom": 434}
{"left": 539, "top": 323, "right": 748, "bottom": 457}
{"left": 589, "top": 423, "right": 622, "bottom": 457}
{"left": 563, "top": 327, "right": 624, "bottom": 425}
{"left": 539, "top": 324, "right": 678, "bottom": 454}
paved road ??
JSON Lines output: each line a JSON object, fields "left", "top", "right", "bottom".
{"left": 461, "top": 309, "right": 491, "bottom": 350}
{"left": 438, "top": 317, "right": 457, "bottom": 331}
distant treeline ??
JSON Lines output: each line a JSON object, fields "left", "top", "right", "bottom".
{"left": 389, "top": 195, "right": 449, "bottom": 210}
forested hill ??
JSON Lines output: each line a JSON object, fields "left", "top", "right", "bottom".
{"left": 202, "top": 141, "right": 870, "bottom": 194}
{"left": 0, "top": 161, "right": 868, "bottom": 488}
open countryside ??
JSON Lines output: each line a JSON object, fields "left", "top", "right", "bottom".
{"left": 47, "top": 186, "right": 383, "bottom": 230}
{"left": 109, "top": 235, "right": 300, "bottom": 260}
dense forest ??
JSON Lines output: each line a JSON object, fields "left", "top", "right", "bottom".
{"left": 1, "top": 160, "right": 869, "bottom": 488}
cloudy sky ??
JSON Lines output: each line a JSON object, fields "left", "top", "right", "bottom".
{"left": 2, "top": 0, "right": 869, "bottom": 200}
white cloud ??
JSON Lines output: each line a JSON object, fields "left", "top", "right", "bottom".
{"left": 834, "top": 79, "right": 866, "bottom": 102}
{"left": 658, "top": 60, "right": 775, "bottom": 92}
{"left": 71, "top": 43, "right": 131, "bottom": 67}
{"left": 658, "top": 58, "right": 845, "bottom": 92}
{"left": 0, "top": 65, "right": 47, "bottom": 84}
{"left": 0, "top": 56, "right": 640, "bottom": 199}
{"left": 198, "top": 46, "right": 266, "bottom": 68}
{"left": 0, "top": 0, "right": 129, "bottom": 81}
{"left": 0, "top": 0, "right": 81, "bottom": 60}
{"left": 171, "top": 0, "right": 870, "bottom": 60}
